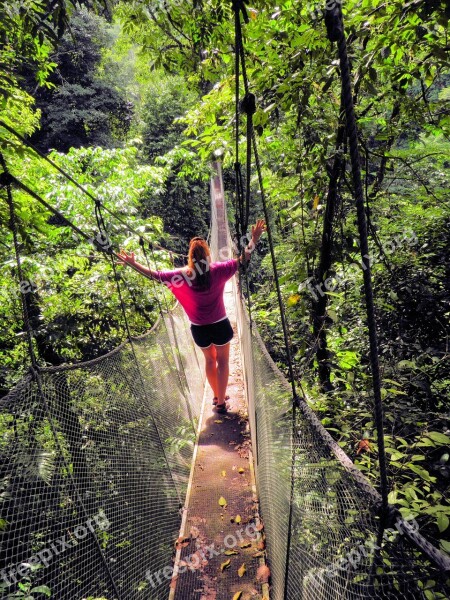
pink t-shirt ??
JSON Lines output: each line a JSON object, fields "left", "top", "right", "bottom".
{"left": 153, "top": 259, "right": 239, "bottom": 325}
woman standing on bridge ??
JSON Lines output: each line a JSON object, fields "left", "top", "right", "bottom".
{"left": 118, "top": 219, "right": 266, "bottom": 413}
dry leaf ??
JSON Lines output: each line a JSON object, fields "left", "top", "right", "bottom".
{"left": 232, "top": 593, "right": 243, "bottom": 600}
{"left": 220, "top": 559, "right": 231, "bottom": 572}
{"left": 175, "top": 536, "right": 190, "bottom": 549}
{"left": 235, "top": 515, "right": 241, "bottom": 524}
{"left": 257, "top": 540, "right": 266, "bottom": 550}
{"left": 240, "top": 542, "right": 251, "bottom": 549}
{"left": 237, "top": 563, "right": 247, "bottom": 577}
{"left": 256, "top": 565, "right": 270, "bottom": 583}
{"left": 253, "top": 550, "right": 265, "bottom": 558}
{"left": 256, "top": 522, "right": 264, "bottom": 531}
{"left": 218, "top": 496, "right": 227, "bottom": 508}
{"left": 214, "top": 419, "right": 223, "bottom": 424}
{"left": 224, "top": 549, "right": 239, "bottom": 556}
{"left": 238, "top": 467, "right": 245, "bottom": 474}
{"left": 221, "top": 470, "right": 226, "bottom": 477}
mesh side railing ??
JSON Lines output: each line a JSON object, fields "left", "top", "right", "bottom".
{"left": 0, "top": 305, "right": 205, "bottom": 600}
{"left": 241, "top": 322, "right": 450, "bottom": 599}
{"left": 208, "top": 161, "right": 450, "bottom": 600}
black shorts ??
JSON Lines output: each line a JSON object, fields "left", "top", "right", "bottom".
{"left": 190, "top": 318, "right": 234, "bottom": 349}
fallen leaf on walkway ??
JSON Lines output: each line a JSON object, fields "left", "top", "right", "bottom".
{"left": 238, "top": 467, "right": 245, "bottom": 474}
{"left": 253, "top": 550, "right": 265, "bottom": 558}
{"left": 175, "top": 536, "right": 190, "bottom": 549}
{"left": 220, "top": 559, "right": 231, "bottom": 572}
{"left": 214, "top": 419, "right": 223, "bottom": 424}
{"left": 257, "top": 540, "right": 265, "bottom": 550}
{"left": 218, "top": 496, "right": 227, "bottom": 508}
{"left": 224, "top": 549, "right": 239, "bottom": 555}
{"left": 239, "top": 542, "right": 251, "bottom": 549}
{"left": 237, "top": 563, "right": 246, "bottom": 577}
{"left": 235, "top": 515, "right": 241, "bottom": 524}
{"left": 256, "top": 565, "right": 270, "bottom": 583}
{"left": 221, "top": 470, "right": 226, "bottom": 477}
{"left": 256, "top": 522, "right": 264, "bottom": 531}
{"left": 232, "top": 592, "right": 243, "bottom": 600}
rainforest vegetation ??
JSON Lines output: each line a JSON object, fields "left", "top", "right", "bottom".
{"left": 1, "top": 0, "right": 450, "bottom": 586}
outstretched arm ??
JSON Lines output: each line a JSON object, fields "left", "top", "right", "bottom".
{"left": 117, "top": 250, "right": 158, "bottom": 280}
{"left": 241, "top": 219, "right": 266, "bottom": 264}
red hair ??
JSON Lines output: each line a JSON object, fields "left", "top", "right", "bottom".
{"left": 188, "top": 237, "right": 211, "bottom": 289}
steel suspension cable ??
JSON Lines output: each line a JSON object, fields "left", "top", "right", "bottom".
{"left": 230, "top": 5, "right": 305, "bottom": 598}
{"left": 2, "top": 165, "right": 185, "bottom": 504}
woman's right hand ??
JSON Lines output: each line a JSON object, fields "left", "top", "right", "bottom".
{"left": 117, "top": 249, "right": 137, "bottom": 267}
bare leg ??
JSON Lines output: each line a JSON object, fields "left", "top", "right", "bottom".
{"left": 215, "top": 343, "right": 230, "bottom": 406}
{"left": 201, "top": 345, "right": 218, "bottom": 398}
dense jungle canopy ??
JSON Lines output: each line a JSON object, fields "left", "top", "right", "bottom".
{"left": 1, "top": 0, "right": 450, "bottom": 568}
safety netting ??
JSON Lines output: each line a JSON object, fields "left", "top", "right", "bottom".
{"left": 0, "top": 308, "right": 205, "bottom": 600}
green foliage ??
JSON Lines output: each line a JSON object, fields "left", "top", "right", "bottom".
{"left": 30, "top": 10, "right": 132, "bottom": 152}
{"left": 0, "top": 145, "right": 175, "bottom": 389}
{"left": 140, "top": 75, "right": 197, "bottom": 162}
{"left": 0, "top": 0, "right": 108, "bottom": 148}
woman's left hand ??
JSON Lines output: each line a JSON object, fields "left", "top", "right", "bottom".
{"left": 117, "top": 249, "right": 137, "bottom": 267}
{"left": 251, "top": 219, "right": 266, "bottom": 244}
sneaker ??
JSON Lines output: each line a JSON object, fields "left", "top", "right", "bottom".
{"left": 213, "top": 395, "right": 229, "bottom": 406}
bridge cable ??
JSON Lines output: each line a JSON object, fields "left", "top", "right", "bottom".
{"left": 325, "top": 4, "right": 389, "bottom": 516}
{"left": 325, "top": 8, "right": 389, "bottom": 583}
{"left": 2, "top": 160, "right": 184, "bottom": 506}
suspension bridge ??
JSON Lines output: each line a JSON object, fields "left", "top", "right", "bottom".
{"left": 1, "top": 3, "right": 450, "bottom": 599}
{"left": 1, "top": 157, "right": 450, "bottom": 600}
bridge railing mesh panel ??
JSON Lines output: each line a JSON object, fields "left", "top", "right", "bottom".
{"left": 0, "top": 305, "right": 205, "bottom": 600}
{"left": 208, "top": 163, "right": 450, "bottom": 600}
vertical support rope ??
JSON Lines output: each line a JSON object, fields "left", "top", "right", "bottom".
{"left": 0, "top": 154, "right": 36, "bottom": 367}
{"left": 1, "top": 154, "right": 123, "bottom": 600}
{"left": 326, "top": 6, "right": 389, "bottom": 514}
